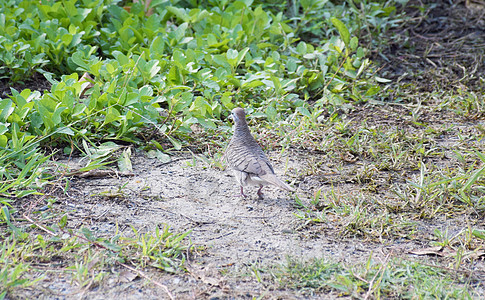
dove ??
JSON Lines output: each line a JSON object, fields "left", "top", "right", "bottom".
{"left": 224, "top": 107, "right": 295, "bottom": 199}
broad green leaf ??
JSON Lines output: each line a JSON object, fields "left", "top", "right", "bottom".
{"left": 265, "top": 105, "right": 277, "bottom": 121}
{"left": 0, "top": 135, "right": 7, "bottom": 147}
{"left": 0, "top": 123, "right": 8, "bottom": 135}
{"left": 174, "top": 22, "right": 188, "bottom": 42}
{"left": 202, "top": 80, "right": 220, "bottom": 91}
{"left": 221, "top": 93, "right": 232, "bottom": 109}
{"left": 375, "top": 76, "right": 392, "bottom": 83}
{"left": 59, "top": 215, "right": 68, "bottom": 229}
{"left": 166, "top": 6, "right": 189, "bottom": 22}
{"left": 296, "top": 106, "right": 312, "bottom": 118}
{"left": 0, "top": 99, "right": 13, "bottom": 121}
{"left": 197, "top": 117, "right": 216, "bottom": 129}
{"left": 193, "top": 9, "right": 210, "bottom": 23}
{"left": 213, "top": 55, "right": 231, "bottom": 69}
{"left": 365, "top": 86, "right": 380, "bottom": 96}
{"left": 270, "top": 76, "right": 282, "bottom": 95}
{"left": 236, "top": 47, "right": 249, "bottom": 67}
{"left": 349, "top": 36, "right": 358, "bottom": 52}
{"left": 147, "top": 60, "right": 161, "bottom": 79}
{"left": 149, "top": 35, "right": 165, "bottom": 56}
{"left": 52, "top": 106, "right": 67, "bottom": 126}
{"left": 61, "top": 33, "right": 73, "bottom": 46}
{"left": 56, "top": 127, "right": 75, "bottom": 136}
{"left": 287, "top": 57, "right": 298, "bottom": 73}
{"left": 226, "top": 49, "right": 238, "bottom": 60}
{"left": 206, "top": 34, "right": 218, "bottom": 46}
{"left": 105, "top": 107, "right": 121, "bottom": 124}
{"left": 330, "top": 17, "right": 350, "bottom": 47}
{"left": 167, "top": 136, "right": 181, "bottom": 150}
{"left": 296, "top": 42, "right": 307, "bottom": 55}
{"left": 167, "top": 65, "right": 183, "bottom": 85}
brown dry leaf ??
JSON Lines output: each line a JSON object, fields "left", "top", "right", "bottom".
{"left": 118, "top": 270, "right": 138, "bottom": 283}
{"left": 133, "top": 0, "right": 153, "bottom": 16}
{"left": 79, "top": 72, "right": 94, "bottom": 97}
{"left": 341, "top": 151, "right": 358, "bottom": 163}
{"left": 67, "top": 169, "right": 134, "bottom": 178}
{"left": 87, "top": 257, "right": 100, "bottom": 270}
{"left": 186, "top": 264, "right": 224, "bottom": 287}
{"left": 409, "top": 246, "right": 456, "bottom": 257}
{"left": 190, "top": 123, "right": 204, "bottom": 134}
{"left": 466, "top": 250, "right": 485, "bottom": 260}
{"left": 466, "top": 0, "right": 485, "bottom": 12}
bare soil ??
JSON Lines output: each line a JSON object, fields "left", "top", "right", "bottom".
{"left": 33, "top": 151, "right": 366, "bottom": 299}
{"left": 13, "top": 147, "right": 463, "bottom": 299}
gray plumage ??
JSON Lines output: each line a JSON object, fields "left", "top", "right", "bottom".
{"left": 224, "top": 107, "right": 295, "bottom": 199}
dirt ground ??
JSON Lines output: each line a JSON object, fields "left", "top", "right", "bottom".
{"left": 19, "top": 126, "right": 484, "bottom": 299}
{"left": 6, "top": 0, "right": 485, "bottom": 299}
{"left": 19, "top": 147, "right": 468, "bottom": 299}
{"left": 37, "top": 151, "right": 366, "bottom": 299}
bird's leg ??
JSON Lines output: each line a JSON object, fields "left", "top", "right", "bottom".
{"left": 257, "top": 185, "right": 264, "bottom": 199}
{"left": 240, "top": 186, "right": 248, "bottom": 198}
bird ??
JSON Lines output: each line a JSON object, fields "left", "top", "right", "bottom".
{"left": 224, "top": 107, "right": 295, "bottom": 199}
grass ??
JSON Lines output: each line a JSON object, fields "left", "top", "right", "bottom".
{"left": 0, "top": 209, "right": 191, "bottom": 298}
{"left": 284, "top": 83, "right": 484, "bottom": 297}
{"left": 268, "top": 255, "right": 480, "bottom": 298}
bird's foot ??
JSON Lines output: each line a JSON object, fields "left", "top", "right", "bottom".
{"left": 257, "top": 186, "right": 264, "bottom": 200}
{"left": 235, "top": 186, "right": 247, "bottom": 198}
{"left": 233, "top": 193, "right": 248, "bottom": 198}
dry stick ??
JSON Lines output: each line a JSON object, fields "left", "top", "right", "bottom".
{"left": 23, "top": 213, "right": 58, "bottom": 236}
{"left": 24, "top": 193, "right": 49, "bottom": 215}
{"left": 363, "top": 253, "right": 391, "bottom": 300}
{"left": 155, "top": 207, "right": 214, "bottom": 225}
{"left": 314, "top": 55, "right": 348, "bottom": 98}
{"left": 117, "top": 261, "right": 175, "bottom": 300}
{"left": 186, "top": 242, "right": 195, "bottom": 263}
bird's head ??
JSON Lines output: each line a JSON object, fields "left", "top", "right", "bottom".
{"left": 230, "top": 107, "right": 246, "bottom": 124}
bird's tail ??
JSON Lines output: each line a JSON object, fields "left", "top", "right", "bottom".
{"left": 261, "top": 174, "right": 295, "bottom": 192}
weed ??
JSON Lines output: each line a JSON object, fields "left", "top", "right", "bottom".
{"left": 270, "top": 255, "right": 479, "bottom": 298}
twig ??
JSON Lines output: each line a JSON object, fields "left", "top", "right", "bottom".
{"left": 232, "top": 214, "right": 278, "bottom": 219}
{"left": 364, "top": 252, "right": 391, "bottom": 300}
{"left": 315, "top": 53, "right": 348, "bottom": 98}
{"left": 116, "top": 261, "right": 175, "bottom": 300}
{"left": 66, "top": 169, "right": 134, "bottom": 178}
{"left": 156, "top": 207, "right": 215, "bottom": 225}
{"left": 208, "top": 231, "right": 234, "bottom": 241}
{"left": 23, "top": 213, "right": 58, "bottom": 236}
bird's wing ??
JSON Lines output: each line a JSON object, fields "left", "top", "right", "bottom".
{"left": 226, "top": 142, "right": 274, "bottom": 176}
